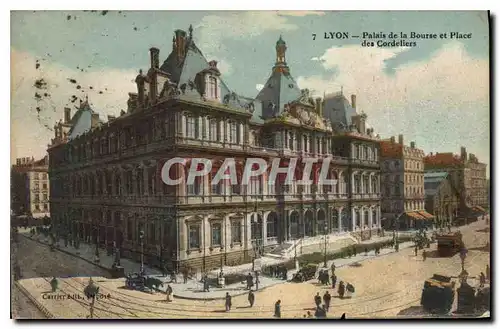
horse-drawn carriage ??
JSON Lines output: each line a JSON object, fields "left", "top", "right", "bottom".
{"left": 291, "top": 264, "right": 317, "bottom": 283}
{"left": 436, "top": 232, "right": 464, "bottom": 257}
{"left": 125, "top": 273, "right": 164, "bottom": 293}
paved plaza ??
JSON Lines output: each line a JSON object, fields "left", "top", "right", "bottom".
{"left": 13, "top": 219, "right": 490, "bottom": 319}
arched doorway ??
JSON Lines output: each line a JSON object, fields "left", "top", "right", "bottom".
{"left": 251, "top": 213, "right": 263, "bottom": 241}
{"left": 331, "top": 209, "right": 339, "bottom": 233}
{"left": 304, "top": 209, "right": 314, "bottom": 237}
{"left": 266, "top": 212, "right": 278, "bottom": 239}
{"left": 289, "top": 211, "right": 300, "bottom": 239}
{"left": 317, "top": 209, "right": 326, "bottom": 234}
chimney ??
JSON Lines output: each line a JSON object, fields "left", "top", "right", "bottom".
{"left": 460, "top": 146, "right": 467, "bottom": 160}
{"left": 315, "top": 97, "right": 322, "bottom": 115}
{"left": 174, "top": 29, "right": 187, "bottom": 60}
{"left": 410, "top": 141, "right": 415, "bottom": 148}
{"left": 398, "top": 134, "right": 404, "bottom": 145}
{"left": 64, "top": 107, "right": 71, "bottom": 124}
{"left": 107, "top": 115, "right": 116, "bottom": 122}
{"left": 149, "top": 47, "right": 160, "bottom": 69}
{"left": 135, "top": 70, "right": 145, "bottom": 109}
{"left": 351, "top": 94, "right": 357, "bottom": 109}
{"left": 430, "top": 152, "right": 433, "bottom": 156}
{"left": 390, "top": 136, "right": 395, "bottom": 143}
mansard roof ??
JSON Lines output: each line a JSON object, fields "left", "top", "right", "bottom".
{"left": 68, "top": 100, "right": 103, "bottom": 140}
{"left": 159, "top": 28, "right": 251, "bottom": 115}
{"left": 255, "top": 68, "right": 302, "bottom": 120}
{"left": 322, "top": 92, "right": 358, "bottom": 131}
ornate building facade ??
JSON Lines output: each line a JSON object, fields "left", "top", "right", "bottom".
{"left": 424, "top": 172, "right": 460, "bottom": 227}
{"left": 48, "top": 27, "right": 382, "bottom": 271}
{"left": 380, "top": 135, "right": 432, "bottom": 229}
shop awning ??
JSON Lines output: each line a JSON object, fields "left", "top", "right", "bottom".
{"left": 474, "top": 205, "right": 486, "bottom": 213}
{"left": 406, "top": 212, "right": 426, "bottom": 220}
{"left": 417, "top": 210, "right": 435, "bottom": 219}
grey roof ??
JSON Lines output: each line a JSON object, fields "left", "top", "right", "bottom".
{"left": 159, "top": 30, "right": 251, "bottom": 114}
{"left": 68, "top": 101, "right": 102, "bottom": 140}
{"left": 424, "top": 172, "right": 449, "bottom": 196}
{"left": 255, "top": 69, "right": 302, "bottom": 119}
{"left": 322, "top": 93, "right": 357, "bottom": 131}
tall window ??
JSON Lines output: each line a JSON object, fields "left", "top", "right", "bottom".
{"left": 249, "top": 176, "right": 262, "bottom": 197}
{"left": 363, "top": 175, "right": 369, "bottom": 194}
{"left": 189, "top": 225, "right": 201, "bottom": 249}
{"left": 354, "top": 175, "right": 360, "bottom": 194}
{"left": 208, "top": 76, "right": 218, "bottom": 99}
{"left": 289, "top": 132, "right": 294, "bottom": 150}
{"left": 231, "top": 220, "right": 241, "bottom": 243}
{"left": 187, "top": 176, "right": 203, "bottom": 196}
{"left": 229, "top": 122, "right": 238, "bottom": 144}
{"left": 186, "top": 116, "right": 197, "bottom": 139}
{"left": 303, "top": 135, "right": 309, "bottom": 153}
{"left": 211, "top": 223, "right": 222, "bottom": 246}
{"left": 211, "top": 172, "right": 221, "bottom": 195}
{"left": 209, "top": 119, "right": 218, "bottom": 141}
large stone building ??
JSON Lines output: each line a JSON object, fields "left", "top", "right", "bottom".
{"left": 48, "top": 27, "right": 382, "bottom": 271}
{"left": 424, "top": 172, "right": 460, "bottom": 227}
{"left": 424, "top": 146, "right": 488, "bottom": 217}
{"left": 379, "top": 135, "right": 433, "bottom": 229}
{"left": 11, "top": 156, "right": 50, "bottom": 219}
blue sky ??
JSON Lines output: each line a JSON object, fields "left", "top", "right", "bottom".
{"left": 10, "top": 10, "right": 490, "bottom": 172}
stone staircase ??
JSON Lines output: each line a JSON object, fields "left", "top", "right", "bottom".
{"left": 264, "top": 233, "right": 359, "bottom": 260}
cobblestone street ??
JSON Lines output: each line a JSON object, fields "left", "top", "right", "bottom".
{"left": 13, "top": 220, "right": 490, "bottom": 319}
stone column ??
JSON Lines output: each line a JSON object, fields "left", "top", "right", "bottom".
{"left": 338, "top": 208, "right": 342, "bottom": 232}
{"left": 245, "top": 212, "right": 252, "bottom": 250}
{"left": 352, "top": 207, "right": 356, "bottom": 231}
{"left": 262, "top": 213, "right": 267, "bottom": 245}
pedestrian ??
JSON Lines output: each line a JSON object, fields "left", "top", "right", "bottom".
{"left": 248, "top": 290, "right": 255, "bottom": 307}
{"left": 314, "top": 304, "right": 327, "bottom": 318}
{"left": 414, "top": 246, "right": 418, "bottom": 257}
{"left": 330, "top": 262, "right": 336, "bottom": 274}
{"left": 307, "top": 311, "right": 313, "bottom": 318}
{"left": 323, "top": 291, "right": 331, "bottom": 311}
{"left": 364, "top": 247, "right": 368, "bottom": 256}
{"left": 246, "top": 272, "right": 253, "bottom": 290}
{"left": 225, "top": 292, "right": 232, "bottom": 312}
{"left": 331, "top": 273, "right": 337, "bottom": 289}
{"left": 270, "top": 266, "right": 275, "bottom": 277}
{"left": 203, "top": 274, "right": 210, "bottom": 292}
{"left": 171, "top": 271, "right": 177, "bottom": 283}
{"left": 50, "top": 277, "right": 58, "bottom": 292}
{"left": 274, "top": 300, "right": 281, "bottom": 318}
{"left": 182, "top": 267, "right": 188, "bottom": 284}
{"left": 479, "top": 272, "right": 486, "bottom": 288}
{"left": 422, "top": 250, "right": 427, "bottom": 262}
{"left": 352, "top": 246, "right": 357, "bottom": 257}
{"left": 338, "top": 281, "right": 345, "bottom": 299}
{"left": 314, "top": 292, "right": 321, "bottom": 307}
{"left": 166, "top": 284, "right": 173, "bottom": 302}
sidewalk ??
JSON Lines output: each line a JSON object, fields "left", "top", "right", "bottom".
{"left": 20, "top": 231, "right": 162, "bottom": 276}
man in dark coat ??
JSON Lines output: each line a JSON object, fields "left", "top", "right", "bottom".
{"left": 315, "top": 305, "right": 327, "bottom": 318}
{"left": 225, "top": 292, "right": 232, "bottom": 312}
{"left": 182, "top": 267, "right": 189, "bottom": 284}
{"left": 338, "top": 281, "right": 345, "bottom": 299}
{"left": 248, "top": 290, "right": 255, "bottom": 307}
{"left": 274, "top": 300, "right": 281, "bottom": 318}
{"left": 246, "top": 273, "right": 253, "bottom": 290}
{"left": 314, "top": 292, "right": 321, "bottom": 307}
{"left": 166, "top": 284, "right": 173, "bottom": 302}
{"left": 331, "top": 273, "right": 337, "bottom": 289}
{"left": 323, "top": 291, "right": 331, "bottom": 311}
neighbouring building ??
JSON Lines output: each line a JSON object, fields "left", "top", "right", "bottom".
{"left": 379, "top": 135, "right": 433, "bottom": 230}
{"left": 424, "top": 172, "right": 460, "bottom": 227}
{"left": 424, "top": 146, "right": 488, "bottom": 218}
{"left": 11, "top": 156, "right": 50, "bottom": 220}
{"left": 48, "top": 27, "right": 382, "bottom": 272}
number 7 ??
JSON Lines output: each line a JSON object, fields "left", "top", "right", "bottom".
{"left": 312, "top": 34, "right": 317, "bottom": 40}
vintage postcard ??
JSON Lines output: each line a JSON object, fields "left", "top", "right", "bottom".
{"left": 10, "top": 10, "right": 490, "bottom": 320}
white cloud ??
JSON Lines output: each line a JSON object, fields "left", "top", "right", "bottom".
{"left": 195, "top": 12, "right": 298, "bottom": 56}
{"left": 256, "top": 84, "right": 264, "bottom": 92}
{"left": 11, "top": 48, "right": 136, "bottom": 164}
{"left": 297, "top": 42, "right": 490, "bottom": 167}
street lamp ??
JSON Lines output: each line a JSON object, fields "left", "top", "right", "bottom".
{"left": 139, "top": 230, "right": 145, "bottom": 275}
{"left": 323, "top": 222, "right": 328, "bottom": 268}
